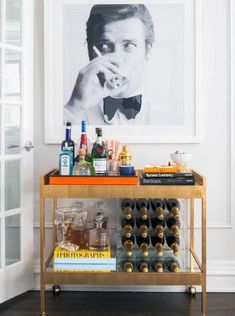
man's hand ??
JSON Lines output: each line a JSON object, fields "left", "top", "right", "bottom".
{"left": 68, "top": 54, "right": 122, "bottom": 110}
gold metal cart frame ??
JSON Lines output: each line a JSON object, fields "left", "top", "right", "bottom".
{"left": 40, "top": 169, "right": 206, "bottom": 316}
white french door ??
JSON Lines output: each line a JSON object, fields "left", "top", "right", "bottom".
{"left": 0, "top": 0, "right": 34, "bottom": 303}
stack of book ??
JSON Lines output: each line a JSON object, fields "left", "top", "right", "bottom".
{"left": 140, "top": 166, "right": 195, "bottom": 186}
{"left": 53, "top": 246, "right": 116, "bottom": 272}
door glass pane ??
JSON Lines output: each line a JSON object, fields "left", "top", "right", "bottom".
{"left": 0, "top": 48, "right": 2, "bottom": 97}
{"left": 5, "top": 0, "right": 22, "bottom": 46}
{"left": 5, "top": 159, "right": 21, "bottom": 211}
{"left": 5, "top": 50, "right": 21, "bottom": 100}
{"left": 0, "top": 0, "right": 2, "bottom": 42}
{"left": 5, "top": 214, "right": 21, "bottom": 266}
{"left": 5, "top": 104, "right": 20, "bottom": 155}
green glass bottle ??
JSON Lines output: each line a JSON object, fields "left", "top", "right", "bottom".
{"left": 91, "top": 128, "right": 107, "bottom": 175}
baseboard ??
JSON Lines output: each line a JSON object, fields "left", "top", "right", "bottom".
{"left": 33, "top": 261, "right": 235, "bottom": 292}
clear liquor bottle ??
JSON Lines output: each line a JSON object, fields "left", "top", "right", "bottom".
{"left": 73, "top": 148, "right": 91, "bottom": 176}
{"left": 88, "top": 212, "right": 109, "bottom": 250}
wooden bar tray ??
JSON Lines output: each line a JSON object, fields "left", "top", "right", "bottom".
{"left": 49, "top": 169, "right": 138, "bottom": 185}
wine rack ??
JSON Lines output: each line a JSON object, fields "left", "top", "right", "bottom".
{"left": 39, "top": 169, "right": 206, "bottom": 316}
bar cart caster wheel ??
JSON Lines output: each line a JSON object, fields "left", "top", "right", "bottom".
{"left": 52, "top": 284, "right": 61, "bottom": 295}
{"left": 187, "top": 286, "right": 196, "bottom": 296}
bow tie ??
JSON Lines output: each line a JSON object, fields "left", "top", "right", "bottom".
{"left": 103, "top": 95, "right": 142, "bottom": 121}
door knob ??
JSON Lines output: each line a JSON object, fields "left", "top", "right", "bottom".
{"left": 24, "top": 141, "right": 34, "bottom": 151}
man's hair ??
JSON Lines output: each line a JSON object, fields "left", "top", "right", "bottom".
{"left": 86, "top": 4, "right": 155, "bottom": 59}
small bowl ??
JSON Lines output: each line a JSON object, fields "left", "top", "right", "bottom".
{"left": 170, "top": 152, "right": 192, "bottom": 167}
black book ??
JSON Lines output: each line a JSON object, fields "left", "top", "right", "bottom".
{"left": 142, "top": 172, "right": 193, "bottom": 178}
{"left": 140, "top": 177, "right": 195, "bottom": 186}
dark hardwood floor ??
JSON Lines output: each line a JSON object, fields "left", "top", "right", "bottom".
{"left": 0, "top": 291, "right": 235, "bottom": 316}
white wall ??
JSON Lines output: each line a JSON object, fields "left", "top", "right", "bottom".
{"left": 33, "top": 0, "right": 235, "bottom": 291}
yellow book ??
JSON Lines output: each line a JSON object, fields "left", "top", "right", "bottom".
{"left": 144, "top": 165, "right": 180, "bottom": 173}
{"left": 54, "top": 246, "right": 111, "bottom": 259}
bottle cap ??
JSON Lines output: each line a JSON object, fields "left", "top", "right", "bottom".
{"left": 66, "top": 122, "right": 72, "bottom": 127}
{"left": 95, "top": 127, "right": 102, "bottom": 136}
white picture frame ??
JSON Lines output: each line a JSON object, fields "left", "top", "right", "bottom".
{"left": 44, "top": 0, "right": 202, "bottom": 144}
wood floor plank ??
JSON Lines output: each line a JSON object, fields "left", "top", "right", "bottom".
{"left": 0, "top": 291, "right": 235, "bottom": 316}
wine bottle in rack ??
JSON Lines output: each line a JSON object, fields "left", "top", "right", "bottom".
{"left": 151, "top": 218, "right": 165, "bottom": 238}
{"left": 136, "top": 234, "right": 150, "bottom": 257}
{"left": 122, "top": 258, "right": 135, "bottom": 273}
{"left": 165, "top": 234, "right": 180, "bottom": 256}
{"left": 122, "top": 223, "right": 134, "bottom": 238}
{"left": 165, "top": 215, "right": 180, "bottom": 236}
{"left": 165, "top": 199, "right": 180, "bottom": 219}
{"left": 121, "top": 235, "right": 135, "bottom": 257}
{"left": 151, "top": 259, "right": 164, "bottom": 273}
{"left": 150, "top": 199, "right": 165, "bottom": 220}
{"left": 136, "top": 199, "right": 150, "bottom": 220}
{"left": 137, "top": 223, "right": 148, "bottom": 238}
{"left": 121, "top": 199, "right": 135, "bottom": 220}
{"left": 165, "top": 257, "right": 180, "bottom": 272}
{"left": 151, "top": 235, "right": 165, "bottom": 256}
{"left": 137, "top": 259, "right": 149, "bottom": 273}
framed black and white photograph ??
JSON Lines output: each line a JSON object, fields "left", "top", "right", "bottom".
{"left": 44, "top": 0, "right": 202, "bottom": 143}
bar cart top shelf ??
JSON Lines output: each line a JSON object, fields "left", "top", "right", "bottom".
{"left": 40, "top": 169, "right": 206, "bottom": 199}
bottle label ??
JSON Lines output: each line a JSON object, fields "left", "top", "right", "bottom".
{"left": 60, "top": 154, "right": 71, "bottom": 175}
{"left": 93, "top": 158, "right": 107, "bottom": 174}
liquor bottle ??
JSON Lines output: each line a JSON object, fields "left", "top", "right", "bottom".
{"left": 151, "top": 218, "right": 165, "bottom": 238}
{"left": 136, "top": 199, "right": 150, "bottom": 220}
{"left": 150, "top": 199, "right": 165, "bottom": 220}
{"left": 165, "top": 199, "right": 180, "bottom": 219}
{"left": 165, "top": 258, "right": 180, "bottom": 272}
{"left": 59, "top": 143, "right": 74, "bottom": 175}
{"left": 137, "top": 259, "right": 149, "bottom": 273}
{"left": 152, "top": 259, "right": 164, "bottom": 273}
{"left": 165, "top": 215, "right": 180, "bottom": 236}
{"left": 79, "top": 120, "right": 88, "bottom": 152}
{"left": 136, "top": 235, "right": 150, "bottom": 257}
{"left": 165, "top": 235, "right": 180, "bottom": 256}
{"left": 61, "top": 122, "right": 75, "bottom": 163}
{"left": 91, "top": 128, "right": 107, "bottom": 175}
{"left": 121, "top": 235, "right": 135, "bottom": 257}
{"left": 73, "top": 148, "right": 91, "bottom": 176}
{"left": 88, "top": 212, "right": 109, "bottom": 250}
{"left": 151, "top": 235, "right": 165, "bottom": 256}
{"left": 122, "top": 258, "right": 135, "bottom": 272}
{"left": 121, "top": 199, "right": 134, "bottom": 220}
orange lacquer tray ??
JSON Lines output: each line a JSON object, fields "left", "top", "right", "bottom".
{"left": 49, "top": 170, "right": 138, "bottom": 185}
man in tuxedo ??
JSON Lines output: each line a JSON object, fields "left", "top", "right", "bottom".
{"left": 64, "top": 4, "right": 155, "bottom": 125}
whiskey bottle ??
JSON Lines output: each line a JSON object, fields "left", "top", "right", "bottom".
{"left": 165, "top": 215, "right": 180, "bottom": 236}
{"left": 150, "top": 199, "right": 165, "bottom": 220}
{"left": 88, "top": 212, "right": 109, "bottom": 250}
{"left": 165, "top": 199, "right": 180, "bottom": 219}
{"left": 165, "top": 258, "right": 180, "bottom": 272}
{"left": 152, "top": 259, "right": 164, "bottom": 273}
{"left": 61, "top": 122, "right": 75, "bottom": 163}
{"left": 151, "top": 235, "right": 165, "bottom": 256}
{"left": 121, "top": 236, "right": 135, "bottom": 257}
{"left": 136, "top": 235, "right": 150, "bottom": 257}
{"left": 136, "top": 199, "right": 150, "bottom": 220}
{"left": 165, "top": 235, "right": 180, "bottom": 256}
{"left": 121, "top": 199, "right": 134, "bottom": 220}
{"left": 91, "top": 128, "right": 107, "bottom": 175}
{"left": 151, "top": 218, "right": 165, "bottom": 238}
